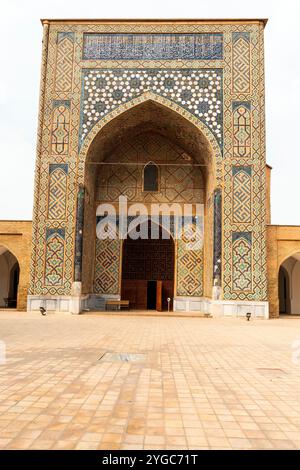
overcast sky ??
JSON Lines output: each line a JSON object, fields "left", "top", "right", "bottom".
{"left": 0, "top": 0, "right": 299, "bottom": 224}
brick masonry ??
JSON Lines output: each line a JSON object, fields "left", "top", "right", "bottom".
{"left": 0, "top": 221, "right": 32, "bottom": 310}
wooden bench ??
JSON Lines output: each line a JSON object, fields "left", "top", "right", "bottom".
{"left": 105, "top": 300, "right": 129, "bottom": 311}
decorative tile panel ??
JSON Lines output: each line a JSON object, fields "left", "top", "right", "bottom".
{"left": 232, "top": 232, "right": 252, "bottom": 292}
{"left": 44, "top": 229, "right": 65, "bottom": 286}
{"left": 232, "top": 32, "right": 251, "bottom": 93}
{"left": 47, "top": 164, "right": 68, "bottom": 220}
{"left": 54, "top": 32, "right": 74, "bottom": 92}
{"left": 51, "top": 101, "right": 70, "bottom": 155}
{"left": 233, "top": 102, "right": 251, "bottom": 157}
{"left": 176, "top": 224, "right": 203, "bottom": 296}
{"left": 93, "top": 239, "right": 121, "bottom": 294}
{"left": 232, "top": 166, "right": 252, "bottom": 223}
{"left": 83, "top": 33, "right": 223, "bottom": 60}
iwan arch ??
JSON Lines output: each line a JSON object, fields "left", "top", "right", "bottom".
{"left": 80, "top": 92, "right": 219, "bottom": 313}
{"left": 3, "top": 18, "right": 300, "bottom": 318}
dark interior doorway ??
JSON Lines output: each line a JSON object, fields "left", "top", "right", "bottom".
{"left": 147, "top": 281, "right": 157, "bottom": 310}
{"left": 279, "top": 265, "right": 290, "bottom": 314}
{"left": 0, "top": 250, "right": 20, "bottom": 309}
{"left": 9, "top": 263, "right": 20, "bottom": 308}
{"left": 121, "top": 221, "right": 174, "bottom": 310}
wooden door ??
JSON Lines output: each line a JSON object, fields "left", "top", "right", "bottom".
{"left": 156, "top": 280, "right": 163, "bottom": 311}
{"left": 121, "top": 280, "right": 147, "bottom": 310}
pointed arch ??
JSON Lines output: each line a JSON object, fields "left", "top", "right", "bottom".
{"left": 278, "top": 251, "right": 300, "bottom": 273}
{"left": 78, "top": 91, "right": 221, "bottom": 184}
{"left": 278, "top": 252, "right": 300, "bottom": 315}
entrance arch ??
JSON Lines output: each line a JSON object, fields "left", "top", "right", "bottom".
{"left": 279, "top": 253, "right": 300, "bottom": 315}
{"left": 0, "top": 246, "right": 20, "bottom": 308}
{"left": 121, "top": 220, "right": 174, "bottom": 311}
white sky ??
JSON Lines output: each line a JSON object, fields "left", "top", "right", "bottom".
{"left": 0, "top": 0, "right": 299, "bottom": 224}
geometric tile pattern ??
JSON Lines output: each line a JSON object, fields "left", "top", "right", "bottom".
{"left": 232, "top": 166, "right": 252, "bottom": 223}
{"left": 93, "top": 239, "right": 121, "bottom": 294}
{"left": 54, "top": 33, "right": 74, "bottom": 92}
{"left": 44, "top": 228, "right": 65, "bottom": 286}
{"left": 232, "top": 232, "right": 252, "bottom": 292}
{"left": 176, "top": 224, "right": 203, "bottom": 296}
{"left": 80, "top": 68, "right": 223, "bottom": 149}
{"left": 83, "top": 33, "right": 223, "bottom": 60}
{"left": 233, "top": 102, "right": 251, "bottom": 158}
{"left": 51, "top": 101, "right": 70, "bottom": 155}
{"left": 47, "top": 164, "right": 68, "bottom": 220}
{"left": 232, "top": 32, "right": 251, "bottom": 94}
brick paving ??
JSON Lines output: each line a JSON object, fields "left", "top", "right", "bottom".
{"left": 0, "top": 311, "right": 300, "bottom": 450}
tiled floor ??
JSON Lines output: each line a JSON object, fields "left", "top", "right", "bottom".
{"left": 0, "top": 311, "right": 300, "bottom": 450}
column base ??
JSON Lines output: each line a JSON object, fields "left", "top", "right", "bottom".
{"left": 27, "top": 293, "right": 89, "bottom": 314}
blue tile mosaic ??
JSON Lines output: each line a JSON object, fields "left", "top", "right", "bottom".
{"left": 232, "top": 166, "right": 252, "bottom": 176}
{"left": 83, "top": 33, "right": 223, "bottom": 60}
{"left": 79, "top": 68, "right": 223, "bottom": 152}
{"left": 49, "top": 163, "right": 69, "bottom": 175}
{"left": 46, "top": 228, "right": 65, "bottom": 240}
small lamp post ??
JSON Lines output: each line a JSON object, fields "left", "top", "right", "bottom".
{"left": 167, "top": 298, "right": 171, "bottom": 313}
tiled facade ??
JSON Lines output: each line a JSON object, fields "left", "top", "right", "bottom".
{"left": 27, "top": 19, "right": 269, "bottom": 316}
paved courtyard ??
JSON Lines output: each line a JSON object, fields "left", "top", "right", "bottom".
{"left": 0, "top": 311, "right": 300, "bottom": 450}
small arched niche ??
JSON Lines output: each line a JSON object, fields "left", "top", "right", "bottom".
{"left": 143, "top": 161, "right": 159, "bottom": 192}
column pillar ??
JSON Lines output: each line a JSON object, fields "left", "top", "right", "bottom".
{"left": 212, "top": 188, "right": 222, "bottom": 300}
{"left": 71, "top": 185, "right": 85, "bottom": 313}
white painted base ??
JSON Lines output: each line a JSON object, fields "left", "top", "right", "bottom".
{"left": 173, "top": 297, "right": 269, "bottom": 319}
{"left": 173, "top": 296, "right": 211, "bottom": 313}
{"left": 27, "top": 294, "right": 89, "bottom": 314}
{"left": 28, "top": 294, "right": 269, "bottom": 319}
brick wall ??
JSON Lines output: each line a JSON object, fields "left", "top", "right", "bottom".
{"left": 0, "top": 221, "right": 32, "bottom": 310}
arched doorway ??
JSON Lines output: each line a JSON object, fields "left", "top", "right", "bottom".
{"left": 279, "top": 253, "right": 300, "bottom": 315}
{"left": 121, "top": 221, "right": 174, "bottom": 311}
{"left": 0, "top": 246, "right": 20, "bottom": 308}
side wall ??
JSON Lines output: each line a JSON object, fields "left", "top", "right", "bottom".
{"left": 267, "top": 225, "right": 300, "bottom": 317}
{"left": 0, "top": 221, "right": 32, "bottom": 310}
